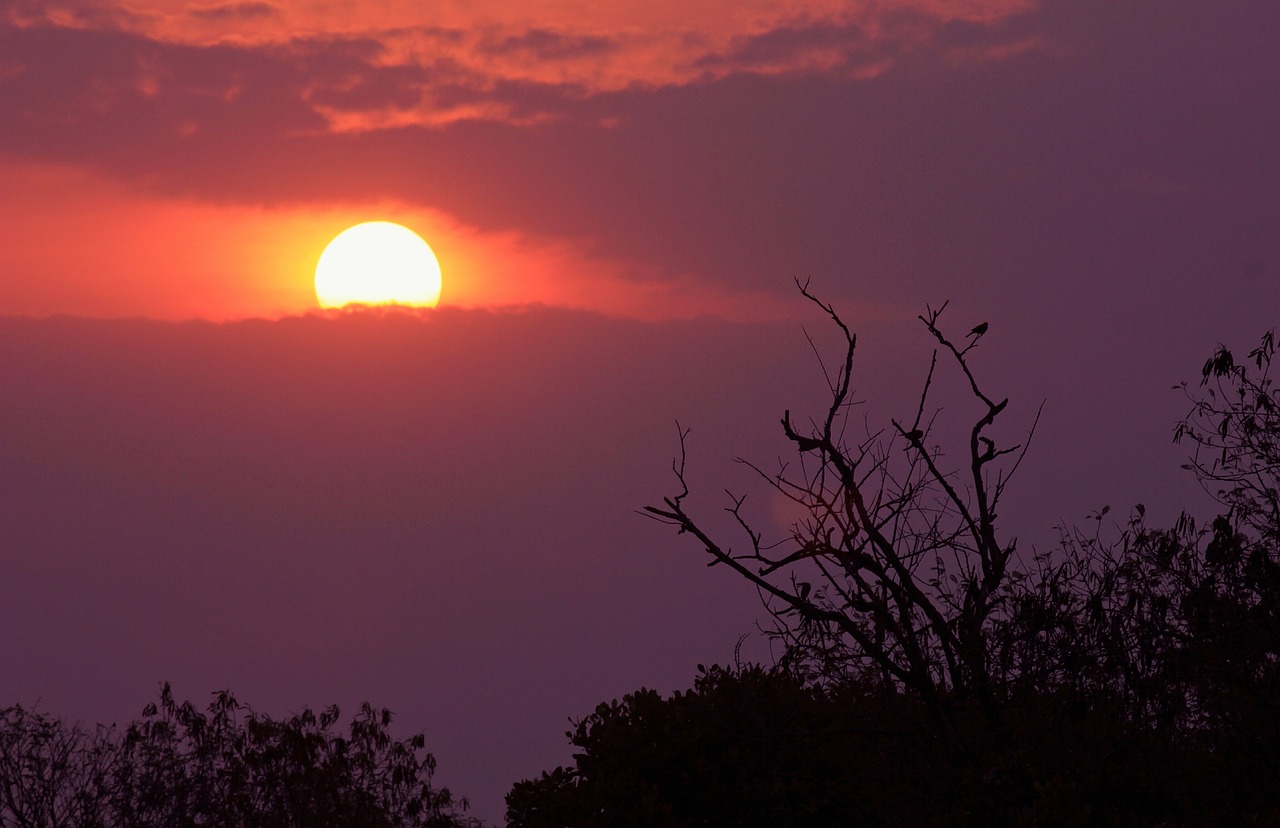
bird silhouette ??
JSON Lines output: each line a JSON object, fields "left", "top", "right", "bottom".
{"left": 967, "top": 322, "right": 989, "bottom": 338}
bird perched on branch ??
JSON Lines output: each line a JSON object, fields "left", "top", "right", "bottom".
{"left": 782, "top": 410, "right": 824, "bottom": 452}
{"left": 968, "top": 322, "right": 989, "bottom": 338}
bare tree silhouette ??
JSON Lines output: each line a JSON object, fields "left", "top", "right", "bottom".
{"left": 645, "top": 282, "right": 1041, "bottom": 762}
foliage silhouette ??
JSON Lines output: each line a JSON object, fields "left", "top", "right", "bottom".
{"left": 506, "top": 664, "right": 937, "bottom": 828}
{"left": 0, "top": 685, "right": 478, "bottom": 828}
{"left": 509, "top": 289, "right": 1280, "bottom": 826}
{"left": 0, "top": 705, "right": 113, "bottom": 827}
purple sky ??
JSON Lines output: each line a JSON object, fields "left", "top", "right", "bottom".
{"left": 1, "top": 0, "right": 1278, "bottom": 821}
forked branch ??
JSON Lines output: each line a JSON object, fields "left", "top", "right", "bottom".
{"left": 646, "top": 287, "right": 1042, "bottom": 756}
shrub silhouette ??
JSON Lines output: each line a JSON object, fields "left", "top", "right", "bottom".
{"left": 0, "top": 684, "right": 478, "bottom": 828}
{"left": 510, "top": 291, "right": 1280, "bottom": 825}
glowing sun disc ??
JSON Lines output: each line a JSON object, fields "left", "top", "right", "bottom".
{"left": 315, "top": 221, "right": 442, "bottom": 308}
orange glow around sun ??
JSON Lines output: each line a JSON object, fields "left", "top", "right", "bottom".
{"left": 0, "top": 161, "right": 786, "bottom": 322}
{"left": 314, "top": 222, "right": 443, "bottom": 309}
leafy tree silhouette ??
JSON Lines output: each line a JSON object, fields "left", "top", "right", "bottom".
{"left": 509, "top": 289, "right": 1280, "bottom": 826}
{"left": 0, "top": 685, "right": 479, "bottom": 828}
{"left": 0, "top": 705, "right": 113, "bottom": 827}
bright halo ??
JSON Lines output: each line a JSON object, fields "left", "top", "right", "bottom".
{"left": 315, "top": 221, "right": 443, "bottom": 309}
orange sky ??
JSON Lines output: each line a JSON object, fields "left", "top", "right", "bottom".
{"left": 0, "top": 0, "right": 1040, "bottom": 322}
{"left": 0, "top": 157, "right": 797, "bottom": 320}
{"left": 14, "top": 0, "right": 1033, "bottom": 92}
{"left": 0, "top": 0, "right": 1273, "bottom": 326}
{"left": 3, "top": 2, "right": 1280, "bottom": 822}
{"left": 8, "top": 0, "right": 1037, "bottom": 132}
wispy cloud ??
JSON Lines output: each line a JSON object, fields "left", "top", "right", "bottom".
{"left": 2, "top": 0, "right": 1039, "bottom": 119}
{"left": 477, "top": 28, "right": 618, "bottom": 61}
{"left": 188, "top": 2, "right": 279, "bottom": 23}
{"left": 1, "top": 0, "right": 1275, "bottom": 322}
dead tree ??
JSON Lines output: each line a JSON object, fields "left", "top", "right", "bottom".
{"left": 645, "top": 284, "right": 1040, "bottom": 761}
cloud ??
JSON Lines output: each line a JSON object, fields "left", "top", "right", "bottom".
{"left": 3, "top": 0, "right": 1280, "bottom": 812}
{"left": 693, "top": 19, "right": 878, "bottom": 75}
{"left": 1, "top": 0, "right": 155, "bottom": 32}
{"left": 188, "top": 2, "right": 279, "bottom": 22}
{"left": 691, "top": 8, "right": 1047, "bottom": 78}
{"left": 0, "top": 0, "right": 1276, "bottom": 322}
{"left": 0, "top": 0, "right": 1048, "bottom": 148}
{"left": 301, "top": 61, "right": 433, "bottom": 114}
{"left": 3, "top": 0, "right": 1037, "bottom": 100}
{"left": 0, "top": 22, "right": 325, "bottom": 151}
{"left": 478, "top": 27, "right": 618, "bottom": 61}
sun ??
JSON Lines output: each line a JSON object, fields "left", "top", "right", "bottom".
{"left": 315, "top": 221, "right": 442, "bottom": 309}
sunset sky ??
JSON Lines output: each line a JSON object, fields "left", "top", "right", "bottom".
{"left": 2, "top": 0, "right": 1278, "bottom": 821}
